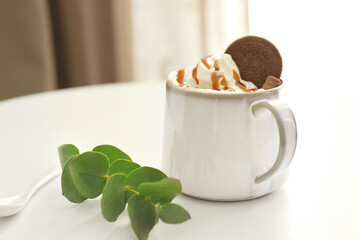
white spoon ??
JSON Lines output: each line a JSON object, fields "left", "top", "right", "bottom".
{"left": 0, "top": 166, "right": 61, "bottom": 217}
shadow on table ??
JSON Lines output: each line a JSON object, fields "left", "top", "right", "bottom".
{"left": 164, "top": 188, "right": 290, "bottom": 239}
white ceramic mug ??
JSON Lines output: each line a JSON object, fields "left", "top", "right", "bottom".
{"left": 162, "top": 80, "right": 297, "bottom": 201}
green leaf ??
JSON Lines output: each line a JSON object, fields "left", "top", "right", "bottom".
{"left": 128, "top": 195, "right": 157, "bottom": 240}
{"left": 61, "top": 156, "right": 87, "bottom": 203}
{"left": 159, "top": 203, "right": 191, "bottom": 224}
{"left": 70, "top": 151, "right": 110, "bottom": 198}
{"left": 126, "top": 167, "right": 167, "bottom": 188}
{"left": 58, "top": 144, "right": 79, "bottom": 170}
{"left": 93, "top": 144, "right": 131, "bottom": 164}
{"left": 126, "top": 167, "right": 167, "bottom": 201}
{"left": 138, "top": 178, "right": 181, "bottom": 204}
{"left": 109, "top": 159, "right": 141, "bottom": 176}
{"left": 101, "top": 173, "right": 127, "bottom": 222}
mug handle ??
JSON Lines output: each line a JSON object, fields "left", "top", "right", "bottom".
{"left": 250, "top": 99, "right": 297, "bottom": 184}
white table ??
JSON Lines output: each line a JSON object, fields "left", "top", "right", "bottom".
{"left": 0, "top": 82, "right": 359, "bottom": 239}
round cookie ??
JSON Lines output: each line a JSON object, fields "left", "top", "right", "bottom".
{"left": 225, "top": 36, "right": 282, "bottom": 88}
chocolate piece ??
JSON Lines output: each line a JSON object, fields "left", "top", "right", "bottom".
{"left": 225, "top": 36, "right": 282, "bottom": 88}
{"left": 262, "top": 76, "right": 282, "bottom": 89}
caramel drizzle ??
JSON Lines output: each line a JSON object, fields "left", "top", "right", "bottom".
{"left": 232, "top": 69, "right": 257, "bottom": 92}
{"left": 192, "top": 65, "right": 199, "bottom": 85}
{"left": 176, "top": 69, "right": 186, "bottom": 87}
{"left": 212, "top": 59, "right": 228, "bottom": 91}
{"left": 233, "top": 69, "right": 245, "bottom": 88}
{"left": 201, "top": 55, "right": 213, "bottom": 70}
{"left": 220, "top": 76, "right": 229, "bottom": 90}
{"left": 242, "top": 88, "right": 258, "bottom": 92}
{"left": 214, "top": 59, "right": 221, "bottom": 71}
{"left": 211, "top": 71, "right": 223, "bottom": 91}
{"left": 209, "top": 58, "right": 231, "bottom": 91}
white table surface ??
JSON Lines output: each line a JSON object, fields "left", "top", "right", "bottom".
{"left": 0, "top": 82, "right": 359, "bottom": 239}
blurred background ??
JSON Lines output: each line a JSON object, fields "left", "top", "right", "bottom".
{"left": 0, "top": 0, "right": 248, "bottom": 100}
{"left": 0, "top": 0, "right": 359, "bottom": 100}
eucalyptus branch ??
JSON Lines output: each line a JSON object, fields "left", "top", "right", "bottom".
{"left": 58, "top": 144, "right": 191, "bottom": 240}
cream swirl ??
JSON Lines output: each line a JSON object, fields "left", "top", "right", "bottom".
{"left": 168, "top": 54, "right": 258, "bottom": 92}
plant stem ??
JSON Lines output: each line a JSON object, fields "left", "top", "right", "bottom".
{"left": 102, "top": 174, "right": 109, "bottom": 180}
{"left": 125, "top": 186, "right": 140, "bottom": 195}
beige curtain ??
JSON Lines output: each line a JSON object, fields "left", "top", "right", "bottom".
{"left": 0, "top": 0, "right": 56, "bottom": 100}
{"left": 0, "top": 0, "right": 248, "bottom": 101}
{"left": 0, "top": 0, "right": 132, "bottom": 100}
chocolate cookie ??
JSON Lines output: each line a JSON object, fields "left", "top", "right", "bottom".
{"left": 262, "top": 76, "right": 282, "bottom": 90}
{"left": 225, "top": 36, "right": 282, "bottom": 88}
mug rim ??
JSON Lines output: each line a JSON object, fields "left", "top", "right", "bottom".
{"left": 166, "top": 79, "right": 284, "bottom": 98}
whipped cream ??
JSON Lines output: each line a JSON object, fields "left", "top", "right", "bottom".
{"left": 168, "top": 54, "right": 258, "bottom": 92}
